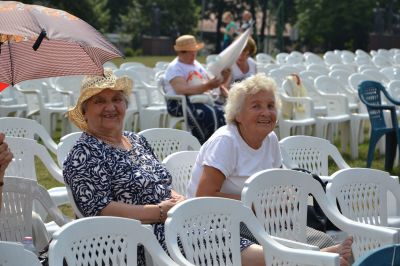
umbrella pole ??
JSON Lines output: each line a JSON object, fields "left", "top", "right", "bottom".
{"left": 7, "top": 37, "right": 15, "bottom": 86}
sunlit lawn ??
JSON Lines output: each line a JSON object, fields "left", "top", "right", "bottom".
{"left": 35, "top": 56, "right": 400, "bottom": 218}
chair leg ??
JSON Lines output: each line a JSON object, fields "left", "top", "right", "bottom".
{"left": 367, "top": 134, "right": 381, "bottom": 168}
{"left": 385, "top": 132, "right": 397, "bottom": 171}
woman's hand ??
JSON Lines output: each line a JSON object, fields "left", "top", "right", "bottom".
{"left": 171, "top": 189, "right": 186, "bottom": 202}
{"left": 221, "top": 68, "right": 232, "bottom": 83}
{"left": 158, "top": 197, "right": 183, "bottom": 222}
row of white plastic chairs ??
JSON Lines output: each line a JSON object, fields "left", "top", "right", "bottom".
{"left": 0, "top": 119, "right": 400, "bottom": 264}
{"left": 254, "top": 48, "right": 400, "bottom": 68}
{"left": 2, "top": 165, "right": 399, "bottom": 265}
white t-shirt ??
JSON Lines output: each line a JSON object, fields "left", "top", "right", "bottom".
{"left": 187, "top": 124, "right": 282, "bottom": 198}
{"left": 231, "top": 57, "right": 257, "bottom": 83}
{"left": 163, "top": 57, "right": 210, "bottom": 95}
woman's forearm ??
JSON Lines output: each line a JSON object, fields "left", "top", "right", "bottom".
{"left": 100, "top": 201, "right": 161, "bottom": 224}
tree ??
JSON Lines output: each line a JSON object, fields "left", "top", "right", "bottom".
{"left": 294, "top": 0, "right": 376, "bottom": 51}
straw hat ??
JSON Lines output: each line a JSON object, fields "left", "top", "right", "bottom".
{"left": 67, "top": 69, "right": 133, "bottom": 132}
{"left": 174, "top": 35, "right": 204, "bottom": 52}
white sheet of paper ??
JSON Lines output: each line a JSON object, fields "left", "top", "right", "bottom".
{"left": 207, "top": 27, "right": 252, "bottom": 79}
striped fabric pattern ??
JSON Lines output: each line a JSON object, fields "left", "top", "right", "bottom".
{"left": 0, "top": 1, "right": 123, "bottom": 85}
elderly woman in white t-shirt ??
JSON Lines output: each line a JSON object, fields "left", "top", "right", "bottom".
{"left": 187, "top": 73, "right": 353, "bottom": 266}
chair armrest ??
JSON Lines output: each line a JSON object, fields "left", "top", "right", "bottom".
{"left": 271, "top": 236, "right": 319, "bottom": 251}
{"left": 35, "top": 185, "right": 71, "bottom": 226}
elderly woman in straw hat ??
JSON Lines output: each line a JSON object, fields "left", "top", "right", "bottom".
{"left": 64, "top": 69, "right": 185, "bottom": 265}
{"left": 164, "top": 34, "right": 231, "bottom": 144}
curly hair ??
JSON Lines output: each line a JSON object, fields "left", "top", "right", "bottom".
{"left": 224, "top": 73, "right": 280, "bottom": 124}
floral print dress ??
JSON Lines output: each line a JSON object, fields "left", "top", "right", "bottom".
{"left": 63, "top": 131, "right": 172, "bottom": 265}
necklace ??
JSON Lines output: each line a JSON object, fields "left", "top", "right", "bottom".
{"left": 102, "top": 136, "right": 131, "bottom": 150}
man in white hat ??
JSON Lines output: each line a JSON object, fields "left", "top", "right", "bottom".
{"left": 163, "top": 35, "right": 230, "bottom": 144}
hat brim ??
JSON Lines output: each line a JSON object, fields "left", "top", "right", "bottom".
{"left": 67, "top": 76, "right": 133, "bottom": 132}
{"left": 174, "top": 42, "right": 204, "bottom": 52}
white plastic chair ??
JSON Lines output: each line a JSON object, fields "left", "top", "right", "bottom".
{"left": 165, "top": 197, "right": 339, "bottom": 266}
{"left": 278, "top": 79, "right": 316, "bottom": 139}
{"left": 115, "top": 68, "right": 167, "bottom": 130}
{"left": 256, "top": 52, "right": 275, "bottom": 64}
{"left": 120, "top": 61, "right": 146, "bottom": 70}
{"left": 0, "top": 241, "right": 42, "bottom": 266}
{"left": 0, "top": 176, "right": 68, "bottom": 250}
{"left": 56, "top": 132, "right": 82, "bottom": 166}
{"left": 380, "top": 66, "right": 400, "bottom": 81}
{"left": 56, "top": 131, "right": 85, "bottom": 218}
{"left": 49, "top": 216, "right": 178, "bottom": 266}
{"left": 314, "top": 76, "right": 358, "bottom": 111}
{"left": 5, "top": 137, "right": 68, "bottom": 219}
{"left": 279, "top": 135, "right": 350, "bottom": 178}
{"left": 326, "top": 168, "right": 400, "bottom": 229}
{"left": 241, "top": 168, "right": 399, "bottom": 260}
{"left": 306, "top": 64, "right": 329, "bottom": 75}
{"left": 323, "top": 51, "right": 342, "bottom": 66}
{"left": 0, "top": 86, "right": 27, "bottom": 117}
{"left": 139, "top": 128, "right": 201, "bottom": 162}
{"left": 162, "top": 151, "right": 198, "bottom": 196}
{"left": 15, "top": 80, "right": 68, "bottom": 136}
{"left": 0, "top": 117, "right": 58, "bottom": 154}
{"left": 361, "top": 69, "right": 390, "bottom": 86}
{"left": 304, "top": 52, "right": 325, "bottom": 65}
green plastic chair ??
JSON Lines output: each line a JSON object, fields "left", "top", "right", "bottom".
{"left": 358, "top": 80, "right": 400, "bottom": 171}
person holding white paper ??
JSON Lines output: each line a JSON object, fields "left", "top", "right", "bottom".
{"left": 164, "top": 35, "right": 231, "bottom": 143}
{"left": 221, "top": 36, "right": 257, "bottom": 92}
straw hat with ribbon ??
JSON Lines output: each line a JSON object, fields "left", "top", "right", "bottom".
{"left": 67, "top": 69, "right": 133, "bottom": 132}
{"left": 174, "top": 35, "right": 204, "bottom": 52}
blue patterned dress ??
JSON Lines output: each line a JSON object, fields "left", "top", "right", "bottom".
{"left": 63, "top": 131, "right": 173, "bottom": 265}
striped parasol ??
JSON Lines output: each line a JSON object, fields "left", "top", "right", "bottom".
{"left": 0, "top": 1, "right": 123, "bottom": 86}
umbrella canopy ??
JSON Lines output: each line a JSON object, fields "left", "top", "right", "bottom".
{"left": 0, "top": 1, "right": 123, "bottom": 85}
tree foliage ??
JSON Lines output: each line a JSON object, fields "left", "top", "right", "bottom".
{"left": 31, "top": 0, "right": 110, "bottom": 33}
{"left": 294, "top": 0, "right": 376, "bottom": 51}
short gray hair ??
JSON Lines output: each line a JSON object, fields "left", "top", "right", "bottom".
{"left": 224, "top": 73, "right": 280, "bottom": 124}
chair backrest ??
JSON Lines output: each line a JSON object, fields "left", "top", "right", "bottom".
{"left": 358, "top": 80, "right": 398, "bottom": 131}
{"left": 0, "top": 241, "right": 42, "bottom": 266}
{"left": 361, "top": 69, "right": 390, "bottom": 85}
{"left": 165, "top": 197, "right": 338, "bottom": 266}
{"left": 279, "top": 135, "right": 350, "bottom": 176}
{"left": 5, "top": 137, "right": 63, "bottom": 183}
{"left": 242, "top": 169, "right": 309, "bottom": 243}
{"left": 0, "top": 176, "right": 66, "bottom": 243}
{"left": 49, "top": 216, "right": 178, "bottom": 266}
{"left": 326, "top": 168, "right": 400, "bottom": 227}
{"left": 138, "top": 128, "right": 201, "bottom": 161}
{"left": 242, "top": 168, "right": 399, "bottom": 260}
{"left": 56, "top": 132, "right": 83, "bottom": 166}
{"left": 0, "top": 117, "right": 58, "bottom": 154}
{"left": 162, "top": 151, "right": 199, "bottom": 196}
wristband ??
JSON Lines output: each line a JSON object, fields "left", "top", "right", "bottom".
{"left": 158, "top": 204, "right": 164, "bottom": 223}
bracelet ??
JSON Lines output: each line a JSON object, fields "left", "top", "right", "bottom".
{"left": 158, "top": 204, "right": 164, "bottom": 223}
